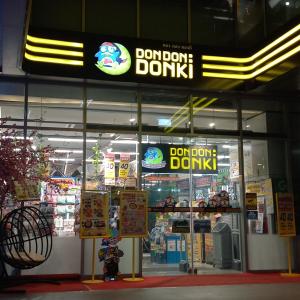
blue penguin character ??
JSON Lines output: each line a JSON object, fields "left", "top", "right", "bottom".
{"left": 95, "top": 42, "right": 126, "bottom": 68}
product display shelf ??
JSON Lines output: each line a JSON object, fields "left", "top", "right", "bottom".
{"left": 40, "top": 179, "right": 81, "bottom": 237}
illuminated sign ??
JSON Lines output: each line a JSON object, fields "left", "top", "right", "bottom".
{"left": 142, "top": 144, "right": 218, "bottom": 174}
{"left": 95, "top": 42, "right": 131, "bottom": 75}
{"left": 135, "top": 48, "right": 193, "bottom": 79}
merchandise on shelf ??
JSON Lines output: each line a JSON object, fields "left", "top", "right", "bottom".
{"left": 40, "top": 177, "right": 81, "bottom": 237}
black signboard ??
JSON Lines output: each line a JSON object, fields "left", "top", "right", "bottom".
{"left": 172, "top": 219, "right": 190, "bottom": 233}
{"left": 194, "top": 219, "right": 211, "bottom": 233}
{"left": 23, "top": 28, "right": 203, "bottom": 87}
{"left": 142, "top": 144, "right": 218, "bottom": 174}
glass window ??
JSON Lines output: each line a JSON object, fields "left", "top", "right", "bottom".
{"left": 242, "top": 98, "right": 284, "bottom": 134}
{"left": 86, "top": 87, "right": 137, "bottom": 128}
{"left": 27, "top": 129, "right": 83, "bottom": 237}
{"left": 141, "top": 94, "right": 191, "bottom": 134}
{"left": 191, "top": 0, "right": 235, "bottom": 46}
{"left": 30, "top": 0, "right": 82, "bottom": 31}
{"left": 266, "top": 0, "right": 300, "bottom": 36}
{"left": 28, "top": 83, "right": 83, "bottom": 129}
{"left": 86, "top": 0, "right": 137, "bottom": 37}
{"left": 237, "top": 0, "right": 265, "bottom": 47}
{"left": 140, "top": 0, "right": 188, "bottom": 42}
{"left": 193, "top": 96, "right": 237, "bottom": 131}
{"left": 0, "top": 81, "right": 24, "bottom": 127}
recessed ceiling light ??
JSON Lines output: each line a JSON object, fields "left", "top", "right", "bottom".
{"left": 209, "top": 122, "right": 215, "bottom": 128}
{"left": 285, "top": 1, "right": 290, "bottom": 6}
{"left": 129, "top": 118, "right": 136, "bottom": 122}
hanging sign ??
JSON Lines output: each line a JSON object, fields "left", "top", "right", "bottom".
{"left": 119, "top": 191, "right": 148, "bottom": 237}
{"left": 80, "top": 191, "right": 109, "bottom": 238}
{"left": 276, "top": 193, "right": 296, "bottom": 236}
{"left": 141, "top": 144, "right": 218, "bottom": 174}
{"left": 118, "top": 154, "right": 130, "bottom": 179}
{"left": 246, "top": 193, "right": 257, "bottom": 210}
{"left": 14, "top": 181, "right": 40, "bottom": 201}
{"left": 104, "top": 153, "right": 115, "bottom": 185}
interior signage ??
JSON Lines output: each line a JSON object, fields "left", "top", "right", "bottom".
{"left": 142, "top": 144, "right": 218, "bottom": 174}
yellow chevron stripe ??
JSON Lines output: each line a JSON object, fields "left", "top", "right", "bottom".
{"left": 25, "top": 43, "right": 83, "bottom": 57}
{"left": 25, "top": 52, "right": 84, "bottom": 66}
{"left": 27, "top": 35, "right": 83, "bottom": 48}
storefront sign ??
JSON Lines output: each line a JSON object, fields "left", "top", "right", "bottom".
{"left": 80, "top": 192, "right": 109, "bottom": 238}
{"left": 142, "top": 144, "right": 218, "bottom": 174}
{"left": 104, "top": 153, "right": 115, "bottom": 185}
{"left": 276, "top": 193, "right": 296, "bottom": 236}
{"left": 14, "top": 181, "right": 40, "bottom": 201}
{"left": 119, "top": 191, "right": 148, "bottom": 237}
{"left": 246, "top": 193, "right": 257, "bottom": 210}
{"left": 23, "top": 29, "right": 200, "bottom": 87}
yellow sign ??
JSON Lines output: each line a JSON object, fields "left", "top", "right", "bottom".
{"left": 118, "top": 154, "right": 130, "bottom": 179}
{"left": 119, "top": 191, "right": 148, "bottom": 237}
{"left": 246, "top": 193, "right": 257, "bottom": 211}
{"left": 14, "top": 181, "right": 40, "bottom": 201}
{"left": 80, "top": 192, "right": 109, "bottom": 238}
{"left": 104, "top": 153, "right": 115, "bottom": 185}
{"left": 276, "top": 193, "right": 296, "bottom": 237}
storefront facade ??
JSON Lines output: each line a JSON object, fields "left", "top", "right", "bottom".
{"left": 1, "top": 0, "right": 299, "bottom": 278}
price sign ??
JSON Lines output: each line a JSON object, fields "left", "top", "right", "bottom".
{"left": 119, "top": 154, "right": 130, "bottom": 179}
{"left": 104, "top": 153, "right": 115, "bottom": 185}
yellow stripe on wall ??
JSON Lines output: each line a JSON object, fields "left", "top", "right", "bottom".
{"left": 24, "top": 52, "right": 84, "bottom": 66}
{"left": 25, "top": 43, "right": 84, "bottom": 57}
{"left": 27, "top": 34, "right": 83, "bottom": 48}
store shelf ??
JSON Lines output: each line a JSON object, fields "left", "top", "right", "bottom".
{"left": 148, "top": 207, "right": 241, "bottom": 213}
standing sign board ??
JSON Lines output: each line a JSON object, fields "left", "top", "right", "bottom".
{"left": 246, "top": 193, "right": 257, "bottom": 210}
{"left": 275, "top": 193, "right": 296, "bottom": 236}
{"left": 119, "top": 191, "right": 148, "bottom": 237}
{"left": 14, "top": 181, "right": 40, "bottom": 201}
{"left": 80, "top": 192, "right": 109, "bottom": 238}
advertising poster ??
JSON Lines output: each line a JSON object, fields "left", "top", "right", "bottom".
{"left": 246, "top": 193, "right": 257, "bottom": 210}
{"left": 104, "top": 153, "right": 115, "bottom": 185}
{"left": 80, "top": 192, "right": 109, "bottom": 238}
{"left": 276, "top": 193, "right": 296, "bottom": 236}
{"left": 118, "top": 154, "right": 130, "bottom": 179}
{"left": 256, "top": 213, "right": 264, "bottom": 234}
{"left": 119, "top": 191, "right": 148, "bottom": 237}
{"left": 14, "top": 181, "right": 40, "bottom": 201}
{"left": 263, "top": 178, "right": 274, "bottom": 214}
{"left": 141, "top": 144, "right": 218, "bottom": 174}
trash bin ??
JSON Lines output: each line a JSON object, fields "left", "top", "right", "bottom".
{"left": 211, "top": 222, "right": 233, "bottom": 269}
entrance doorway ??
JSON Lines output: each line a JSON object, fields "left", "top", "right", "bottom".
{"left": 141, "top": 136, "right": 242, "bottom": 276}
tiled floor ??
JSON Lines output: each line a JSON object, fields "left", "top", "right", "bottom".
{"left": 3, "top": 283, "right": 300, "bottom": 300}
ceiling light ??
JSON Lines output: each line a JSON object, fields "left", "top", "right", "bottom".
{"left": 110, "top": 133, "right": 115, "bottom": 137}
{"left": 49, "top": 158, "right": 75, "bottom": 162}
{"left": 218, "top": 163, "right": 230, "bottom": 167}
{"left": 209, "top": 122, "right": 215, "bottom": 128}
{"left": 54, "top": 149, "right": 83, "bottom": 154}
{"left": 111, "top": 140, "right": 138, "bottom": 144}
{"left": 218, "top": 155, "right": 230, "bottom": 159}
{"left": 246, "top": 125, "right": 250, "bottom": 128}
{"left": 285, "top": 1, "right": 290, "bottom": 6}
{"left": 129, "top": 118, "right": 136, "bottom": 123}
{"left": 48, "top": 138, "right": 97, "bottom": 143}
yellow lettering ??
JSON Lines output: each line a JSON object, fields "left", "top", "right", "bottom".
{"left": 170, "top": 148, "right": 177, "bottom": 156}
{"left": 136, "top": 48, "right": 144, "bottom": 59}
{"left": 182, "top": 157, "right": 190, "bottom": 169}
{"left": 149, "top": 61, "right": 162, "bottom": 76}
{"left": 203, "top": 158, "right": 212, "bottom": 170}
{"left": 192, "top": 158, "right": 201, "bottom": 170}
{"left": 213, "top": 157, "right": 217, "bottom": 170}
{"left": 136, "top": 59, "right": 148, "bottom": 75}
{"left": 183, "top": 148, "right": 190, "bottom": 157}
{"left": 177, "top": 148, "right": 183, "bottom": 156}
{"left": 170, "top": 157, "right": 180, "bottom": 169}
